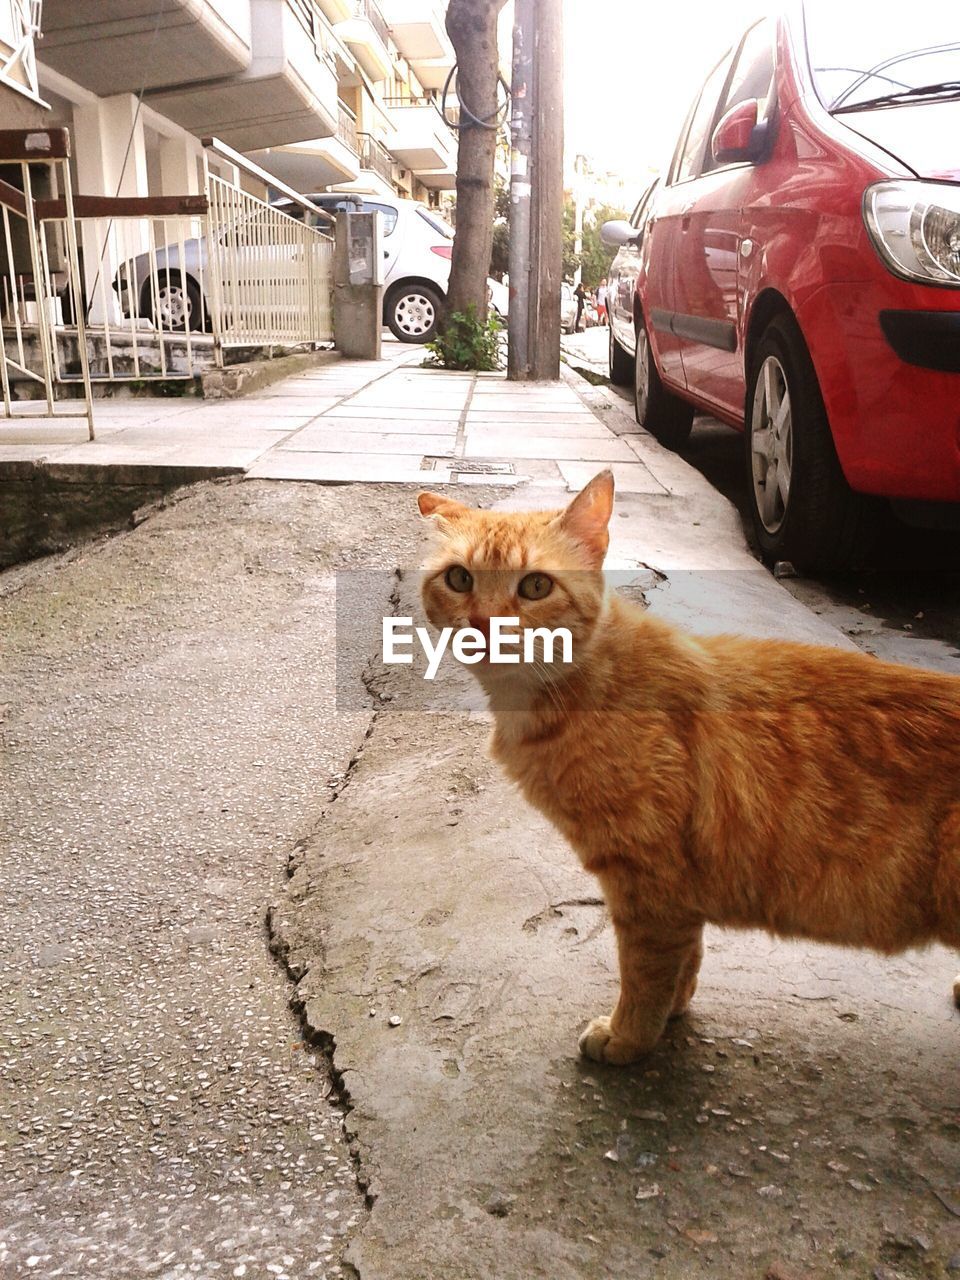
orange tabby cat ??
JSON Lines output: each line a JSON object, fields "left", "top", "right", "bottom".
{"left": 417, "top": 471, "right": 960, "bottom": 1065}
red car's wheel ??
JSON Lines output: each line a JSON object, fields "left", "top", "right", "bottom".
{"left": 746, "top": 313, "right": 879, "bottom": 571}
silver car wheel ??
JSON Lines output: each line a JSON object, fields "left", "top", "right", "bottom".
{"left": 634, "top": 326, "right": 650, "bottom": 421}
{"left": 395, "top": 292, "right": 436, "bottom": 338}
{"left": 751, "top": 355, "right": 794, "bottom": 535}
{"left": 156, "top": 283, "right": 190, "bottom": 331}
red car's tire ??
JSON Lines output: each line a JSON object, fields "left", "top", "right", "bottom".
{"left": 745, "top": 313, "right": 879, "bottom": 571}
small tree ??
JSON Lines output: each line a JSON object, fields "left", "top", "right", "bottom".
{"left": 561, "top": 198, "right": 629, "bottom": 285}
{"left": 444, "top": 0, "right": 509, "bottom": 325}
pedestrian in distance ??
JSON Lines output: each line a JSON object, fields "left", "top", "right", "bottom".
{"left": 574, "top": 280, "right": 586, "bottom": 332}
{"left": 596, "top": 277, "right": 609, "bottom": 326}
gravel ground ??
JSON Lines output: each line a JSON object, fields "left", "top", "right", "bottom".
{"left": 0, "top": 480, "right": 429, "bottom": 1280}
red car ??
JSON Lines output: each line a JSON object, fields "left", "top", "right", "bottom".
{"left": 606, "top": 2, "right": 960, "bottom": 569}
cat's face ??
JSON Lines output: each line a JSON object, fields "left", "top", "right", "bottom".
{"left": 417, "top": 471, "right": 615, "bottom": 682}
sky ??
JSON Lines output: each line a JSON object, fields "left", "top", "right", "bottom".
{"left": 560, "top": 0, "right": 767, "bottom": 187}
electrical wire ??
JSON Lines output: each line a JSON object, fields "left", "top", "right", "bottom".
{"left": 441, "top": 62, "right": 511, "bottom": 131}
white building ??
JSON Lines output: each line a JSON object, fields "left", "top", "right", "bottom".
{"left": 1, "top": 1, "right": 458, "bottom": 210}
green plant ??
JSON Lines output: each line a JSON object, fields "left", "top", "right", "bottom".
{"left": 425, "top": 305, "right": 502, "bottom": 372}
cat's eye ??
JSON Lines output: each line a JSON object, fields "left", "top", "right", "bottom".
{"left": 444, "top": 565, "right": 474, "bottom": 593}
{"left": 518, "top": 572, "right": 553, "bottom": 601}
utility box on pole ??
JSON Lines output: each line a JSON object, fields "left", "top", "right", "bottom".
{"left": 507, "top": 0, "right": 563, "bottom": 381}
{"left": 333, "top": 211, "right": 383, "bottom": 360}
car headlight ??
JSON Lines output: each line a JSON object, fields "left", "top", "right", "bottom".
{"left": 863, "top": 181, "right": 960, "bottom": 288}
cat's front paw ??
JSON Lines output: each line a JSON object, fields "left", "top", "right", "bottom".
{"left": 578, "top": 1016, "right": 650, "bottom": 1066}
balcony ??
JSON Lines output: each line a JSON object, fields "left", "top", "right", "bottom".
{"left": 248, "top": 102, "right": 362, "bottom": 190}
{"left": 39, "top": 0, "right": 252, "bottom": 95}
{"left": 380, "top": 0, "right": 448, "bottom": 58}
{"left": 359, "top": 132, "right": 393, "bottom": 183}
{"left": 379, "top": 0, "right": 454, "bottom": 90}
{"left": 334, "top": 0, "right": 391, "bottom": 83}
{"left": 147, "top": 0, "right": 339, "bottom": 152}
{"left": 384, "top": 96, "right": 456, "bottom": 176}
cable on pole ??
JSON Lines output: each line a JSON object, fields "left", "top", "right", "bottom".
{"left": 440, "top": 63, "right": 511, "bottom": 132}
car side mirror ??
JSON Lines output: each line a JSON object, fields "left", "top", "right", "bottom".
{"left": 711, "top": 98, "right": 770, "bottom": 166}
{"left": 600, "top": 219, "right": 639, "bottom": 249}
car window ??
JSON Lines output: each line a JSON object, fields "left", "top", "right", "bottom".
{"left": 362, "top": 201, "right": 400, "bottom": 236}
{"left": 672, "top": 50, "right": 735, "bottom": 184}
{"left": 804, "top": 0, "right": 960, "bottom": 110}
{"left": 416, "top": 206, "right": 454, "bottom": 240}
{"left": 702, "top": 20, "right": 776, "bottom": 173}
{"left": 630, "top": 182, "right": 657, "bottom": 229}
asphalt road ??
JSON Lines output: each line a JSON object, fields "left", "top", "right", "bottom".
{"left": 563, "top": 327, "right": 960, "bottom": 676}
{"left": 0, "top": 481, "right": 421, "bottom": 1280}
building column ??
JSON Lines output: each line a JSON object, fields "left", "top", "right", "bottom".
{"left": 72, "top": 93, "right": 149, "bottom": 322}
{"left": 158, "top": 133, "right": 201, "bottom": 197}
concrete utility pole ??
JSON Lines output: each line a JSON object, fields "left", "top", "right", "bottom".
{"left": 508, "top": 0, "right": 563, "bottom": 381}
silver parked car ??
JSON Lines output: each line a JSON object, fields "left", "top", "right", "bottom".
{"left": 601, "top": 179, "right": 658, "bottom": 384}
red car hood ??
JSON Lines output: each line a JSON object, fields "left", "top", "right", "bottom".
{"left": 838, "top": 98, "right": 960, "bottom": 181}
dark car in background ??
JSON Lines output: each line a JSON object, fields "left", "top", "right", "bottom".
{"left": 603, "top": 179, "right": 657, "bottom": 384}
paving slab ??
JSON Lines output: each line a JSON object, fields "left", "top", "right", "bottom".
{"left": 464, "top": 419, "right": 611, "bottom": 440}
{"left": 282, "top": 430, "right": 454, "bottom": 457}
{"left": 464, "top": 434, "right": 637, "bottom": 462}
{"left": 558, "top": 459, "right": 667, "bottom": 495}
{"left": 332, "top": 405, "right": 467, "bottom": 421}
{"left": 245, "top": 452, "right": 451, "bottom": 484}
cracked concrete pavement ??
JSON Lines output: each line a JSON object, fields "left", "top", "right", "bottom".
{"left": 2, "top": 359, "right": 958, "bottom": 1280}
{"left": 0, "top": 480, "right": 455, "bottom": 1280}
{"left": 272, "top": 445, "right": 960, "bottom": 1279}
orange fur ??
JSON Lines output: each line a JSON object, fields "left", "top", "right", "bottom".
{"left": 417, "top": 473, "right": 960, "bottom": 1064}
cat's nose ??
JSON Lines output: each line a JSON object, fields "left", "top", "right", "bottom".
{"left": 468, "top": 615, "right": 490, "bottom": 641}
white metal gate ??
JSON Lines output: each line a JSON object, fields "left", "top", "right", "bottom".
{"left": 0, "top": 127, "right": 94, "bottom": 437}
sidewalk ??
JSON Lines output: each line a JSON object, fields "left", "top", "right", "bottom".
{"left": 1, "top": 339, "right": 641, "bottom": 490}
{"left": 2, "top": 338, "right": 852, "bottom": 644}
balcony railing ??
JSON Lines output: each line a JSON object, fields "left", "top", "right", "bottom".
{"left": 336, "top": 102, "right": 359, "bottom": 154}
{"left": 357, "top": 133, "right": 394, "bottom": 184}
{"left": 383, "top": 94, "right": 458, "bottom": 133}
{"left": 287, "top": 0, "right": 338, "bottom": 68}
{"left": 353, "top": 0, "right": 390, "bottom": 50}
{"left": 0, "top": 0, "right": 43, "bottom": 102}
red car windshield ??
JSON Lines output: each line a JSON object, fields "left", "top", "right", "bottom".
{"left": 804, "top": 0, "right": 960, "bottom": 111}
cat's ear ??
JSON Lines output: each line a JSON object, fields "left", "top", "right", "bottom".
{"left": 417, "top": 492, "right": 469, "bottom": 523}
{"left": 556, "top": 469, "right": 614, "bottom": 567}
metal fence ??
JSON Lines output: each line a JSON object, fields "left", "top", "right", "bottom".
{"left": 35, "top": 194, "right": 213, "bottom": 383}
{"left": 358, "top": 132, "right": 394, "bottom": 185}
{"left": 0, "top": 128, "right": 94, "bottom": 436}
{"left": 205, "top": 173, "right": 334, "bottom": 350}
{"left": 355, "top": 0, "right": 390, "bottom": 50}
{"left": 1, "top": 130, "right": 335, "bottom": 428}
{"left": 337, "top": 102, "right": 360, "bottom": 155}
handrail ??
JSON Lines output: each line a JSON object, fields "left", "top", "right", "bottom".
{"left": 0, "top": 177, "right": 27, "bottom": 215}
{"left": 36, "top": 194, "right": 210, "bottom": 220}
{"left": 202, "top": 136, "right": 335, "bottom": 225}
{"left": 354, "top": 0, "right": 390, "bottom": 49}
{"left": 357, "top": 132, "right": 394, "bottom": 183}
{"left": 0, "top": 127, "right": 70, "bottom": 160}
